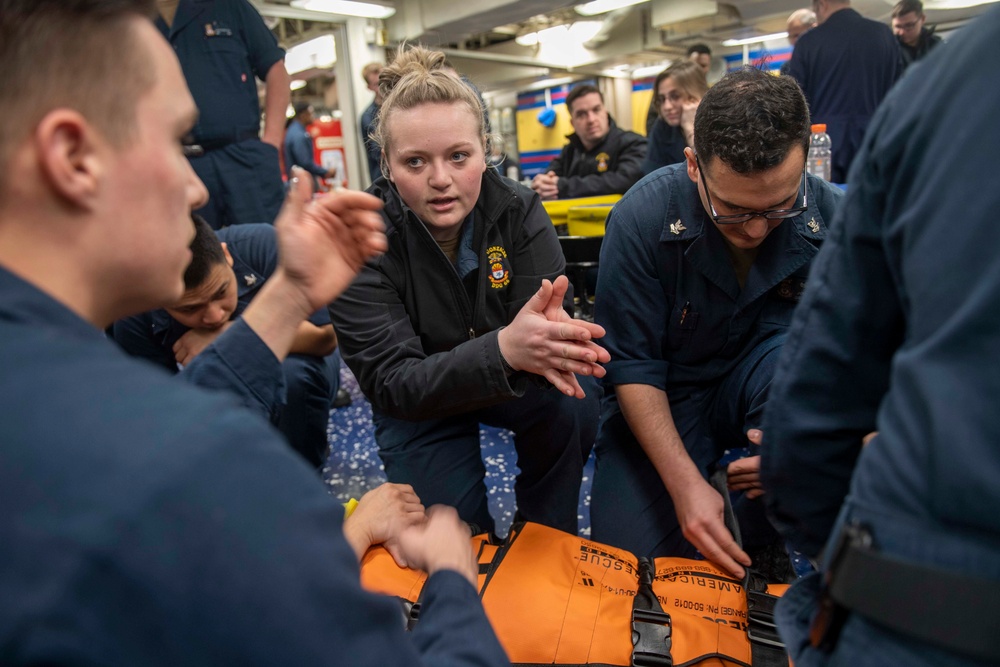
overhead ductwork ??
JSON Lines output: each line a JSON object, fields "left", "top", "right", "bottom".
{"left": 651, "top": 0, "right": 742, "bottom": 39}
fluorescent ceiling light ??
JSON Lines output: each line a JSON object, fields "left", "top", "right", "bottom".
{"left": 631, "top": 61, "right": 672, "bottom": 78}
{"left": 575, "top": 0, "right": 649, "bottom": 17}
{"left": 923, "top": 0, "right": 998, "bottom": 7}
{"left": 722, "top": 31, "right": 788, "bottom": 46}
{"left": 290, "top": 0, "right": 396, "bottom": 19}
{"left": 516, "top": 21, "right": 604, "bottom": 46}
{"left": 601, "top": 64, "right": 634, "bottom": 78}
{"left": 290, "top": 79, "right": 308, "bottom": 90}
{"left": 285, "top": 34, "right": 337, "bottom": 75}
{"left": 529, "top": 76, "right": 577, "bottom": 91}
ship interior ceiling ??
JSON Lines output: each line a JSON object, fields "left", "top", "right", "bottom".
{"left": 255, "top": 0, "right": 992, "bottom": 188}
{"left": 260, "top": 0, "right": 982, "bottom": 88}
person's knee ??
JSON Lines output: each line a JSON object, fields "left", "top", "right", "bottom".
{"left": 547, "top": 382, "right": 602, "bottom": 439}
{"left": 283, "top": 354, "right": 332, "bottom": 404}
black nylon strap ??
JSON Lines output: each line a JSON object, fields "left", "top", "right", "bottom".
{"left": 830, "top": 539, "right": 1000, "bottom": 661}
{"left": 719, "top": 466, "right": 788, "bottom": 667}
{"left": 709, "top": 469, "right": 742, "bottom": 548}
{"left": 182, "top": 127, "right": 260, "bottom": 155}
{"left": 745, "top": 572, "right": 788, "bottom": 667}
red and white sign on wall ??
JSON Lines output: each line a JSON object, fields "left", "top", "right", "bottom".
{"left": 309, "top": 117, "right": 348, "bottom": 190}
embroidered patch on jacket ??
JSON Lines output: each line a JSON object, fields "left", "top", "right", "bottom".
{"left": 595, "top": 152, "right": 610, "bottom": 173}
{"left": 486, "top": 245, "right": 511, "bottom": 289}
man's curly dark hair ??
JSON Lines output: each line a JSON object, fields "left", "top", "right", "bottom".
{"left": 183, "top": 215, "right": 227, "bottom": 291}
{"left": 693, "top": 67, "right": 811, "bottom": 175}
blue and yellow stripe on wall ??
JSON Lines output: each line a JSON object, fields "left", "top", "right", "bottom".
{"left": 516, "top": 81, "right": 595, "bottom": 179}
{"left": 723, "top": 46, "right": 793, "bottom": 73}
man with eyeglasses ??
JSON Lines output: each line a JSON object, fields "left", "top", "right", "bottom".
{"left": 590, "top": 68, "right": 844, "bottom": 579}
{"left": 892, "top": 0, "right": 943, "bottom": 69}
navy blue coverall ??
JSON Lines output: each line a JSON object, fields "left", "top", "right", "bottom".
{"left": 156, "top": 0, "right": 285, "bottom": 229}
{"left": 762, "top": 9, "right": 1000, "bottom": 665}
{"left": 590, "top": 163, "right": 842, "bottom": 558}
{"left": 114, "top": 224, "right": 338, "bottom": 468}
{"left": 0, "top": 265, "right": 509, "bottom": 667}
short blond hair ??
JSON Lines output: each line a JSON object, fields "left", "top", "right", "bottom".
{"left": 361, "top": 61, "right": 383, "bottom": 82}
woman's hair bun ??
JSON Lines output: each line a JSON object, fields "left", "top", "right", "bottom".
{"left": 378, "top": 45, "right": 446, "bottom": 100}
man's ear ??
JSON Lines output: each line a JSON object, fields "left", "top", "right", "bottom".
{"left": 221, "top": 242, "right": 234, "bottom": 267}
{"left": 35, "top": 109, "right": 104, "bottom": 208}
{"left": 684, "top": 147, "right": 700, "bottom": 184}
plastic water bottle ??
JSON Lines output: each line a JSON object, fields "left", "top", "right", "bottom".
{"left": 807, "top": 123, "right": 832, "bottom": 181}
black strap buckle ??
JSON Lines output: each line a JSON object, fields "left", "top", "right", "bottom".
{"left": 744, "top": 568, "right": 789, "bottom": 666}
{"left": 406, "top": 601, "right": 421, "bottom": 631}
{"left": 631, "top": 607, "right": 672, "bottom": 667}
{"left": 747, "top": 590, "right": 784, "bottom": 649}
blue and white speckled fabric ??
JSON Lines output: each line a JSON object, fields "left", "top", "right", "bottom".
{"left": 324, "top": 367, "right": 595, "bottom": 538}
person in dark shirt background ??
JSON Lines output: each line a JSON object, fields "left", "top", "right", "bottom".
{"left": 787, "top": 0, "right": 902, "bottom": 182}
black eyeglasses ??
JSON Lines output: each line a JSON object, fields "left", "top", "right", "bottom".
{"left": 696, "top": 156, "right": 808, "bottom": 225}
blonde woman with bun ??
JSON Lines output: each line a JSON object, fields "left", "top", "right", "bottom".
{"left": 330, "top": 45, "right": 609, "bottom": 538}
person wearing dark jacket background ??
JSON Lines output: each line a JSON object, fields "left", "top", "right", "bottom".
{"left": 330, "top": 46, "right": 609, "bottom": 538}
{"left": 892, "top": 0, "right": 943, "bottom": 68}
{"left": 787, "top": 0, "right": 902, "bottom": 183}
{"left": 531, "top": 84, "right": 646, "bottom": 201}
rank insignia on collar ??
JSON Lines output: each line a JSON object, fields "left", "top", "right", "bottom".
{"left": 807, "top": 218, "right": 820, "bottom": 233}
{"left": 244, "top": 274, "right": 257, "bottom": 286}
{"left": 670, "top": 220, "right": 686, "bottom": 235}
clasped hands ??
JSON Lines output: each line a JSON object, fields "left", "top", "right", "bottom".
{"left": 343, "top": 484, "right": 479, "bottom": 586}
{"left": 497, "top": 275, "right": 610, "bottom": 398}
{"left": 530, "top": 171, "right": 560, "bottom": 201}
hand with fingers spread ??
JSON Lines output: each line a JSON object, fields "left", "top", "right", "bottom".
{"left": 272, "top": 167, "right": 387, "bottom": 314}
{"left": 497, "top": 275, "right": 610, "bottom": 398}
{"left": 342, "top": 483, "right": 427, "bottom": 565}
{"left": 238, "top": 169, "right": 387, "bottom": 362}
{"left": 673, "top": 475, "right": 752, "bottom": 579}
{"left": 727, "top": 428, "right": 764, "bottom": 500}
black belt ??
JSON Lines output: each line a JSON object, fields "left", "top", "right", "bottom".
{"left": 183, "top": 128, "right": 259, "bottom": 157}
{"left": 811, "top": 522, "right": 1000, "bottom": 661}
